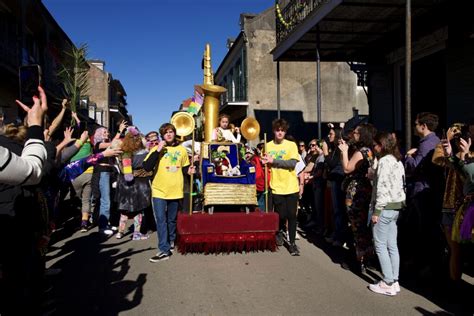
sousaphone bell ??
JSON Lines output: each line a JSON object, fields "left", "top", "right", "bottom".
{"left": 170, "top": 112, "right": 195, "bottom": 138}
{"left": 240, "top": 117, "right": 260, "bottom": 141}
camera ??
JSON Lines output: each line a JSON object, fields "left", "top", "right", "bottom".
{"left": 450, "top": 124, "right": 471, "bottom": 153}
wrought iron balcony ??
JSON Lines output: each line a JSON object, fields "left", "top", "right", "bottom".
{"left": 276, "top": 0, "right": 329, "bottom": 44}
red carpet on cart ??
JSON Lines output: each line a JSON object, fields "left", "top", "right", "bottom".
{"left": 177, "top": 212, "right": 279, "bottom": 254}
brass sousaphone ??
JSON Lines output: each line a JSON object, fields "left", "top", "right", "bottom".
{"left": 171, "top": 111, "right": 197, "bottom": 215}
{"left": 240, "top": 117, "right": 260, "bottom": 141}
{"left": 170, "top": 111, "right": 195, "bottom": 138}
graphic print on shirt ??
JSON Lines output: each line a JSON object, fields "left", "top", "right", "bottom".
{"left": 164, "top": 150, "right": 181, "bottom": 173}
{"left": 268, "top": 150, "right": 286, "bottom": 160}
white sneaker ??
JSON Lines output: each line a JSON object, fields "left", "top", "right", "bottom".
{"left": 100, "top": 228, "right": 113, "bottom": 236}
{"left": 393, "top": 281, "right": 401, "bottom": 293}
{"left": 295, "top": 231, "right": 301, "bottom": 240}
{"left": 368, "top": 281, "right": 396, "bottom": 296}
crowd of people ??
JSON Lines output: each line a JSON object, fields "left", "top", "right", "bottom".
{"left": 293, "top": 113, "right": 474, "bottom": 296}
{"left": 0, "top": 87, "right": 195, "bottom": 314}
{"left": 0, "top": 86, "right": 473, "bottom": 313}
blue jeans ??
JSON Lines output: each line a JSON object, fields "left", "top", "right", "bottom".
{"left": 373, "top": 210, "right": 400, "bottom": 284}
{"left": 257, "top": 191, "right": 265, "bottom": 212}
{"left": 329, "top": 179, "right": 346, "bottom": 242}
{"left": 98, "top": 172, "right": 111, "bottom": 229}
{"left": 152, "top": 198, "right": 179, "bottom": 253}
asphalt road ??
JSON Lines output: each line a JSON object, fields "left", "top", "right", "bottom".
{"left": 45, "top": 223, "right": 473, "bottom": 316}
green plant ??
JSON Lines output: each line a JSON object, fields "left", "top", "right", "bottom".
{"left": 57, "top": 43, "right": 90, "bottom": 123}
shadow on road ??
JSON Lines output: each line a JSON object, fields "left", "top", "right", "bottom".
{"left": 299, "top": 225, "right": 473, "bottom": 316}
{"left": 45, "top": 227, "right": 150, "bottom": 315}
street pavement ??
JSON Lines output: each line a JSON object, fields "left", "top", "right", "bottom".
{"left": 45, "top": 223, "right": 473, "bottom": 316}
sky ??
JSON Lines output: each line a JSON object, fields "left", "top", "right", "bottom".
{"left": 43, "top": 0, "right": 272, "bottom": 133}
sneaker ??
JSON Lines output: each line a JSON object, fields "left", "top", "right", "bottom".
{"left": 325, "top": 236, "right": 334, "bottom": 244}
{"left": 80, "top": 220, "right": 89, "bottom": 232}
{"left": 170, "top": 240, "right": 175, "bottom": 252}
{"left": 295, "top": 231, "right": 301, "bottom": 240}
{"left": 116, "top": 232, "right": 124, "bottom": 239}
{"left": 132, "top": 232, "right": 149, "bottom": 241}
{"left": 100, "top": 228, "right": 113, "bottom": 236}
{"left": 44, "top": 268, "right": 62, "bottom": 277}
{"left": 289, "top": 243, "right": 300, "bottom": 256}
{"left": 276, "top": 231, "right": 284, "bottom": 246}
{"left": 368, "top": 281, "right": 396, "bottom": 296}
{"left": 110, "top": 226, "right": 118, "bottom": 232}
{"left": 149, "top": 251, "right": 171, "bottom": 263}
{"left": 393, "top": 281, "right": 401, "bottom": 293}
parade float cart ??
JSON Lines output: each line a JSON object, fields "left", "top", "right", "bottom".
{"left": 176, "top": 44, "right": 278, "bottom": 254}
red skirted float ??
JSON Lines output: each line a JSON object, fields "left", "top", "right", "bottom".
{"left": 177, "top": 212, "right": 279, "bottom": 254}
{"left": 175, "top": 44, "right": 278, "bottom": 254}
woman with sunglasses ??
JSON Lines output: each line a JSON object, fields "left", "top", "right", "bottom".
{"left": 303, "top": 140, "right": 326, "bottom": 233}
{"left": 338, "top": 123, "right": 377, "bottom": 272}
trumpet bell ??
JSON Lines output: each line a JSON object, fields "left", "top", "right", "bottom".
{"left": 240, "top": 117, "right": 260, "bottom": 141}
{"left": 170, "top": 112, "right": 195, "bottom": 137}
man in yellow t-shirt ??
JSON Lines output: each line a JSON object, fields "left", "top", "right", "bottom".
{"left": 143, "top": 123, "right": 195, "bottom": 262}
{"left": 262, "top": 119, "right": 300, "bottom": 256}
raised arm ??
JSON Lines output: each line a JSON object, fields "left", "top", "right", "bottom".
{"left": 0, "top": 86, "right": 48, "bottom": 185}
{"left": 47, "top": 99, "right": 68, "bottom": 136}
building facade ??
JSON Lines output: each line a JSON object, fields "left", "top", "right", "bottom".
{"left": 214, "top": 6, "right": 368, "bottom": 143}
{"left": 86, "top": 60, "right": 129, "bottom": 134}
{"left": 272, "top": 0, "right": 473, "bottom": 149}
{"left": 0, "top": 0, "right": 74, "bottom": 123}
{"left": 0, "top": 0, "right": 129, "bottom": 134}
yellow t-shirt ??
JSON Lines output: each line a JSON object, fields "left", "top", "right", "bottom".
{"left": 146, "top": 145, "right": 190, "bottom": 199}
{"left": 266, "top": 139, "right": 299, "bottom": 195}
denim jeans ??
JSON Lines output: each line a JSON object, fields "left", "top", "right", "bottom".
{"left": 98, "top": 172, "right": 111, "bottom": 229}
{"left": 373, "top": 210, "right": 400, "bottom": 284}
{"left": 152, "top": 198, "right": 179, "bottom": 253}
{"left": 329, "top": 179, "right": 347, "bottom": 242}
{"left": 257, "top": 191, "right": 265, "bottom": 212}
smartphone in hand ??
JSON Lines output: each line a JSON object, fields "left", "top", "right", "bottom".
{"left": 19, "top": 64, "right": 42, "bottom": 106}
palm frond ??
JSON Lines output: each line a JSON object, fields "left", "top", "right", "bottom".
{"left": 56, "top": 43, "right": 90, "bottom": 119}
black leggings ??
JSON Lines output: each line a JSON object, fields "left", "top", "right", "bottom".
{"left": 273, "top": 193, "right": 299, "bottom": 243}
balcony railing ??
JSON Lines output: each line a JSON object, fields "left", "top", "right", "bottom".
{"left": 276, "top": 0, "right": 329, "bottom": 44}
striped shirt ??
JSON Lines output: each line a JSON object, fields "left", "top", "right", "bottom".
{"left": 0, "top": 126, "right": 46, "bottom": 186}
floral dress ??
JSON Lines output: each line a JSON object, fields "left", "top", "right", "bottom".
{"left": 343, "top": 147, "right": 374, "bottom": 261}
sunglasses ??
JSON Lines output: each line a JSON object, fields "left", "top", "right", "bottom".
{"left": 310, "top": 143, "right": 317, "bottom": 147}
{"left": 147, "top": 140, "right": 160, "bottom": 146}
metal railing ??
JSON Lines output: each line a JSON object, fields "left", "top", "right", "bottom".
{"left": 276, "top": 0, "right": 329, "bottom": 44}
